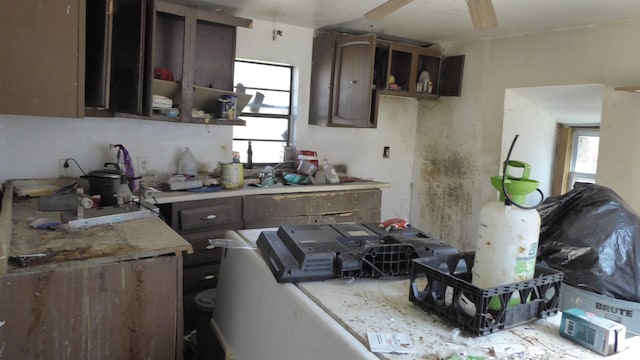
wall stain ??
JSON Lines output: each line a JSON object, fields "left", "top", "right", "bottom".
{"left": 128, "top": 264, "right": 146, "bottom": 359}
{"left": 417, "top": 143, "right": 477, "bottom": 250}
{"left": 28, "top": 271, "right": 52, "bottom": 337}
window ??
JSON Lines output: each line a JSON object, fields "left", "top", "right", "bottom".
{"left": 232, "top": 60, "right": 293, "bottom": 164}
{"left": 568, "top": 128, "right": 599, "bottom": 189}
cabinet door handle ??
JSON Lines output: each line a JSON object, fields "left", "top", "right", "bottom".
{"left": 350, "top": 80, "right": 358, "bottom": 84}
{"left": 205, "top": 244, "right": 216, "bottom": 250}
{"left": 201, "top": 214, "right": 217, "bottom": 220}
{"left": 204, "top": 275, "right": 215, "bottom": 280}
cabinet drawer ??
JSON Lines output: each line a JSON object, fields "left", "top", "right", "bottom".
{"left": 243, "top": 189, "right": 381, "bottom": 222}
{"left": 183, "top": 249, "right": 223, "bottom": 268}
{"left": 183, "top": 230, "right": 228, "bottom": 250}
{"left": 180, "top": 203, "right": 241, "bottom": 231}
{"left": 243, "top": 209, "right": 381, "bottom": 229}
{"left": 182, "top": 231, "right": 228, "bottom": 267}
{"left": 183, "top": 264, "right": 220, "bottom": 291}
{"left": 169, "top": 197, "right": 242, "bottom": 232}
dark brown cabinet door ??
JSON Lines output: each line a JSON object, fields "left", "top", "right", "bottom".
{"left": 331, "top": 34, "right": 376, "bottom": 128}
{"left": 308, "top": 32, "right": 342, "bottom": 127}
{"left": 85, "top": 0, "right": 111, "bottom": 109}
{"left": 110, "top": 0, "right": 153, "bottom": 115}
{"left": 438, "top": 55, "right": 465, "bottom": 96}
{"left": 0, "top": 257, "right": 179, "bottom": 359}
{"left": 193, "top": 19, "right": 235, "bottom": 91}
{"left": 0, "top": 0, "right": 84, "bottom": 118}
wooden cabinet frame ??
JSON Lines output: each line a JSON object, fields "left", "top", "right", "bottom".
{"left": 309, "top": 31, "right": 465, "bottom": 128}
{"left": 0, "top": 0, "right": 252, "bottom": 125}
{"left": 150, "top": 1, "right": 252, "bottom": 124}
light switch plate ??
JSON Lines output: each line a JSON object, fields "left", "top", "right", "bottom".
{"left": 137, "top": 156, "right": 150, "bottom": 175}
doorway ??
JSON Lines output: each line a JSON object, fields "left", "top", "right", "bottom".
{"left": 501, "top": 84, "right": 604, "bottom": 202}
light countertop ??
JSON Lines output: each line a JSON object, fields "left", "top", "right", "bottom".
{"left": 212, "top": 228, "right": 640, "bottom": 360}
{"left": 147, "top": 181, "right": 390, "bottom": 204}
{"left": 1, "top": 180, "right": 192, "bottom": 275}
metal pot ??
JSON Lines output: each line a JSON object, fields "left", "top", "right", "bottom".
{"left": 81, "top": 163, "right": 124, "bottom": 206}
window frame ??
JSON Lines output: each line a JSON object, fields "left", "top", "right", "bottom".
{"left": 568, "top": 128, "right": 599, "bottom": 189}
{"left": 232, "top": 59, "right": 294, "bottom": 165}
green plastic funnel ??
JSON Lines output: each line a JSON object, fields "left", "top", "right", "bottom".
{"left": 490, "top": 176, "right": 539, "bottom": 206}
{"left": 491, "top": 161, "right": 539, "bottom": 205}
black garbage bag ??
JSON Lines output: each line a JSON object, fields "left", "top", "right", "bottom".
{"left": 537, "top": 183, "right": 640, "bottom": 302}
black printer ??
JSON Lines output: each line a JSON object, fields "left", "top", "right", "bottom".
{"left": 256, "top": 223, "right": 457, "bottom": 283}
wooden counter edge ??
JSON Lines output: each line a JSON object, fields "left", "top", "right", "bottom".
{"left": 0, "top": 183, "right": 12, "bottom": 275}
{"left": 150, "top": 181, "right": 391, "bottom": 204}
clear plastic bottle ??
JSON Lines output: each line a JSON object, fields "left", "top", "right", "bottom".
{"left": 116, "top": 176, "right": 133, "bottom": 206}
{"left": 321, "top": 159, "right": 340, "bottom": 184}
{"left": 418, "top": 71, "right": 430, "bottom": 93}
{"left": 178, "top": 147, "right": 197, "bottom": 177}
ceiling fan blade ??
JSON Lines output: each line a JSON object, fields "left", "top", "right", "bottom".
{"left": 615, "top": 86, "right": 640, "bottom": 93}
{"left": 365, "top": 0, "right": 414, "bottom": 21}
{"left": 467, "top": 0, "right": 498, "bottom": 30}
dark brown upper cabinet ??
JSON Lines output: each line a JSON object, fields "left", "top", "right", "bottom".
{"left": 375, "top": 40, "right": 465, "bottom": 98}
{"left": 330, "top": 34, "right": 377, "bottom": 128}
{"left": 309, "top": 31, "right": 465, "bottom": 128}
{"left": 1, "top": 0, "right": 251, "bottom": 124}
{"left": 0, "top": 0, "right": 86, "bottom": 118}
{"left": 85, "top": 0, "right": 159, "bottom": 117}
{"left": 92, "top": 0, "right": 252, "bottom": 124}
{"left": 149, "top": 1, "right": 252, "bottom": 124}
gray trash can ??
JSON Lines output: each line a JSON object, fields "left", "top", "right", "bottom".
{"left": 194, "top": 289, "right": 225, "bottom": 360}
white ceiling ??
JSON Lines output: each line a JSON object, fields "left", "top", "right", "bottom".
{"left": 174, "top": 0, "right": 639, "bottom": 124}
{"left": 178, "top": 0, "right": 640, "bottom": 44}
{"left": 511, "top": 84, "right": 604, "bottom": 125}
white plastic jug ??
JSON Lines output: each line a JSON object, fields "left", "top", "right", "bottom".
{"left": 178, "top": 147, "right": 197, "bottom": 177}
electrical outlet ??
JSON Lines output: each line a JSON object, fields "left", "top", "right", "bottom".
{"left": 383, "top": 146, "right": 390, "bottom": 158}
{"left": 58, "top": 158, "right": 71, "bottom": 177}
{"left": 137, "top": 156, "right": 150, "bottom": 175}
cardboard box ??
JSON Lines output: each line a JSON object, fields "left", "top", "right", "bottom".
{"left": 560, "top": 308, "right": 628, "bottom": 355}
{"left": 560, "top": 283, "right": 640, "bottom": 335}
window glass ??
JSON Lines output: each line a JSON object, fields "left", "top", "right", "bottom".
{"left": 233, "top": 60, "right": 292, "bottom": 164}
{"left": 569, "top": 129, "right": 599, "bottom": 189}
{"left": 234, "top": 140, "right": 288, "bottom": 164}
{"left": 234, "top": 61, "right": 291, "bottom": 91}
{"left": 571, "top": 130, "right": 599, "bottom": 174}
{"left": 239, "top": 89, "right": 290, "bottom": 115}
{"left": 233, "top": 117, "right": 288, "bottom": 141}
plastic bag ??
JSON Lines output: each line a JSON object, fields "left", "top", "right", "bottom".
{"left": 537, "top": 183, "right": 640, "bottom": 302}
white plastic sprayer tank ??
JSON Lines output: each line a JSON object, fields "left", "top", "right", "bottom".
{"left": 472, "top": 160, "right": 541, "bottom": 290}
{"left": 471, "top": 201, "right": 541, "bottom": 288}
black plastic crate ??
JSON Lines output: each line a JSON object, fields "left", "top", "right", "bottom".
{"left": 409, "top": 252, "right": 563, "bottom": 336}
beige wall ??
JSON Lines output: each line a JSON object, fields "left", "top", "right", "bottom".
{"left": 0, "top": 19, "right": 418, "bottom": 221}
{"left": 3, "top": 16, "right": 640, "bottom": 238}
{"left": 238, "top": 21, "right": 419, "bottom": 220}
{"left": 501, "top": 88, "right": 558, "bottom": 201}
{"left": 598, "top": 89, "right": 640, "bottom": 207}
{"left": 411, "top": 17, "right": 640, "bottom": 251}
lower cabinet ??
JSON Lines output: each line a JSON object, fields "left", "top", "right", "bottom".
{"left": 243, "top": 189, "right": 382, "bottom": 228}
{"left": 159, "top": 196, "right": 242, "bottom": 330}
{"left": 159, "top": 188, "right": 383, "bottom": 329}
{"left": 0, "top": 256, "right": 181, "bottom": 359}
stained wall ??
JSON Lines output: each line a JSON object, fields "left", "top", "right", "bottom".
{"left": 411, "top": 18, "right": 640, "bottom": 251}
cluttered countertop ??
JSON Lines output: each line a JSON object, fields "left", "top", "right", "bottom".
{"left": 146, "top": 180, "right": 390, "bottom": 204}
{"left": 138, "top": 151, "right": 390, "bottom": 204}
{"left": 0, "top": 179, "right": 192, "bottom": 275}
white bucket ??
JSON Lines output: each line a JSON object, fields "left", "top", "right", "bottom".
{"left": 220, "top": 163, "right": 244, "bottom": 190}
